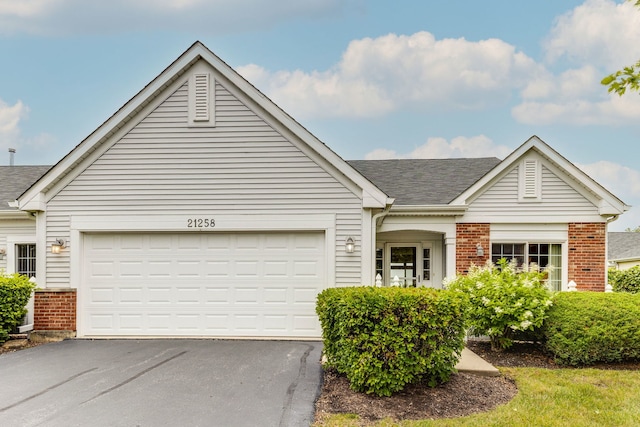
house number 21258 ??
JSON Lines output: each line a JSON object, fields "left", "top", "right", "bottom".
{"left": 187, "top": 219, "right": 216, "bottom": 228}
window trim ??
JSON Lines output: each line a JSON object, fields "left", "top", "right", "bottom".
{"left": 491, "top": 241, "right": 565, "bottom": 291}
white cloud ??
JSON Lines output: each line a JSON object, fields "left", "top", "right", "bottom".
{"left": 0, "top": 98, "right": 55, "bottom": 159}
{"left": 241, "top": 32, "right": 540, "bottom": 119}
{"left": 0, "top": 0, "right": 346, "bottom": 36}
{"left": 364, "top": 135, "right": 512, "bottom": 160}
{"left": 0, "top": 99, "right": 28, "bottom": 138}
{"left": 513, "top": 0, "right": 640, "bottom": 127}
{"left": 545, "top": 0, "right": 640, "bottom": 69}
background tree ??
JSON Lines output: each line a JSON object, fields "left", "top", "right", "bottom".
{"left": 601, "top": 0, "right": 640, "bottom": 95}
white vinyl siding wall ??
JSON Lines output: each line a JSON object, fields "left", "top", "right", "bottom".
{"left": 45, "top": 79, "right": 362, "bottom": 287}
{"left": 466, "top": 165, "right": 599, "bottom": 220}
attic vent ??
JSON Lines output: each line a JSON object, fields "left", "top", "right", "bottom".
{"left": 193, "top": 73, "right": 209, "bottom": 121}
{"left": 520, "top": 159, "right": 541, "bottom": 201}
{"left": 189, "top": 72, "right": 214, "bottom": 126}
{"left": 524, "top": 160, "right": 537, "bottom": 196}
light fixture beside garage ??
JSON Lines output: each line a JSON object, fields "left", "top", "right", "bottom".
{"left": 51, "top": 239, "right": 66, "bottom": 254}
{"left": 345, "top": 237, "right": 355, "bottom": 253}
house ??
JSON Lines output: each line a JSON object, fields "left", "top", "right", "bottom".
{"left": 608, "top": 232, "right": 640, "bottom": 270}
{"left": 1, "top": 41, "right": 628, "bottom": 339}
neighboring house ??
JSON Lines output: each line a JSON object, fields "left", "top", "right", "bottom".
{"left": 1, "top": 41, "right": 629, "bottom": 340}
{"left": 608, "top": 232, "right": 640, "bottom": 270}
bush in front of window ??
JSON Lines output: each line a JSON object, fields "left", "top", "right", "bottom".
{"left": 544, "top": 291, "right": 640, "bottom": 366}
{"left": 608, "top": 265, "right": 640, "bottom": 293}
{"left": 446, "top": 259, "right": 553, "bottom": 351}
{"left": 316, "top": 286, "right": 468, "bottom": 397}
{"left": 0, "top": 273, "right": 37, "bottom": 343}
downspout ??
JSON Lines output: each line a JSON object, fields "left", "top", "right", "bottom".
{"left": 370, "top": 204, "right": 392, "bottom": 285}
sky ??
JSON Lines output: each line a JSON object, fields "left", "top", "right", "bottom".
{"left": 0, "top": 0, "right": 639, "bottom": 231}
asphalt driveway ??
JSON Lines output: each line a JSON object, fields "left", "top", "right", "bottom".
{"left": 0, "top": 339, "right": 323, "bottom": 427}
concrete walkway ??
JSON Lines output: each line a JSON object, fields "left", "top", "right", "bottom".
{"left": 455, "top": 347, "right": 501, "bottom": 377}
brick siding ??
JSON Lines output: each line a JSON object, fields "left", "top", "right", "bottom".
{"left": 33, "top": 288, "right": 77, "bottom": 331}
{"left": 456, "top": 223, "right": 490, "bottom": 274}
{"left": 567, "top": 222, "right": 606, "bottom": 291}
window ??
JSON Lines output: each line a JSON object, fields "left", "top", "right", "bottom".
{"left": 375, "top": 248, "right": 384, "bottom": 281}
{"left": 491, "top": 242, "right": 562, "bottom": 291}
{"left": 423, "top": 248, "right": 431, "bottom": 281}
{"left": 16, "top": 244, "right": 36, "bottom": 277}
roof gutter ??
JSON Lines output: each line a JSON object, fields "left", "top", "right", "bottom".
{"left": 387, "top": 205, "right": 469, "bottom": 216}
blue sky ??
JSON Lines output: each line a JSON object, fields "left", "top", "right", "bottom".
{"left": 1, "top": 0, "right": 639, "bottom": 230}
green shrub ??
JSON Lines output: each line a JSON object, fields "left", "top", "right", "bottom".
{"left": 544, "top": 292, "right": 640, "bottom": 366}
{"left": 0, "top": 273, "right": 37, "bottom": 343}
{"left": 316, "top": 286, "right": 468, "bottom": 397}
{"left": 608, "top": 266, "right": 640, "bottom": 293}
{"left": 446, "top": 259, "right": 553, "bottom": 351}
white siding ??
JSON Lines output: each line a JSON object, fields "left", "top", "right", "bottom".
{"left": 465, "top": 164, "right": 599, "bottom": 221}
{"left": 46, "top": 78, "right": 362, "bottom": 287}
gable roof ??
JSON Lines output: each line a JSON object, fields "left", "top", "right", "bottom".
{"left": 16, "top": 41, "right": 391, "bottom": 211}
{"left": 0, "top": 166, "right": 51, "bottom": 211}
{"left": 608, "top": 232, "right": 640, "bottom": 262}
{"left": 348, "top": 158, "right": 501, "bottom": 205}
{"left": 451, "top": 135, "right": 629, "bottom": 216}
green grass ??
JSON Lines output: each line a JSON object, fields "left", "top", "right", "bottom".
{"left": 314, "top": 368, "right": 640, "bottom": 427}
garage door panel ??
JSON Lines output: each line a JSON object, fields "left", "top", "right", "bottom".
{"left": 81, "top": 232, "right": 326, "bottom": 337}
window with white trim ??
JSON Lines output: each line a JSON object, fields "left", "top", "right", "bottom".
{"left": 15, "top": 244, "right": 36, "bottom": 277}
{"left": 491, "top": 243, "right": 562, "bottom": 291}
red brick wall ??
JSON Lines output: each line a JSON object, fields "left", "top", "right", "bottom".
{"left": 34, "top": 289, "right": 77, "bottom": 331}
{"left": 456, "top": 223, "right": 490, "bottom": 274}
{"left": 568, "top": 222, "right": 606, "bottom": 291}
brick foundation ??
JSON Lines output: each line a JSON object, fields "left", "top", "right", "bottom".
{"left": 34, "top": 288, "right": 77, "bottom": 331}
{"left": 568, "top": 222, "right": 606, "bottom": 291}
{"left": 456, "top": 223, "right": 490, "bottom": 274}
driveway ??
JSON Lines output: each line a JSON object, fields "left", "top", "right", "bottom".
{"left": 0, "top": 339, "right": 323, "bottom": 427}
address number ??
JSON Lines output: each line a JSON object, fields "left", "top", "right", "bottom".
{"left": 187, "top": 218, "right": 216, "bottom": 228}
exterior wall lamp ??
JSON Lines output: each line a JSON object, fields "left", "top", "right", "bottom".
{"left": 345, "top": 237, "right": 355, "bottom": 254}
{"left": 476, "top": 243, "right": 484, "bottom": 257}
{"left": 0, "top": 248, "right": 5, "bottom": 260}
{"left": 51, "top": 239, "right": 66, "bottom": 254}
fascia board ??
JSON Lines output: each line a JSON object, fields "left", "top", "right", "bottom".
{"left": 388, "top": 205, "right": 468, "bottom": 216}
{"left": 0, "top": 210, "right": 33, "bottom": 220}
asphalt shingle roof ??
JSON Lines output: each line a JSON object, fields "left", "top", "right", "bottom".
{"left": 348, "top": 158, "right": 501, "bottom": 205}
{"left": 608, "top": 232, "right": 640, "bottom": 261}
{"left": 0, "top": 166, "right": 51, "bottom": 210}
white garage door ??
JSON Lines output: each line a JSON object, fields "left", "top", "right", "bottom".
{"left": 80, "top": 232, "right": 326, "bottom": 338}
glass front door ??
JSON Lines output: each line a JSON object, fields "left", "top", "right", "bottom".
{"left": 390, "top": 245, "right": 418, "bottom": 287}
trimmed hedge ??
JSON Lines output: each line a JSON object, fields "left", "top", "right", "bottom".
{"left": 608, "top": 266, "right": 640, "bottom": 293}
{"left": 0, "top": 273, "right": 37, "bottom": 343}
{"left": 544, "top": 292, "right": 640, "bottom": 366}
{"left": 316, "top": 287, "right": 468, "bottom": 396}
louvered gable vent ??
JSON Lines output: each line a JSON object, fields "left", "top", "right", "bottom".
{"left": 524, "top": 159, "right": 537, "bottom": 197}
{"left": 193, "top": 73, "right": 209, "bottom": 121}
{"left": 519, "top": 158, "right": 541, "bottom": 201}
{"left": 188, "top": 71, "right": 214, "bottom": 126}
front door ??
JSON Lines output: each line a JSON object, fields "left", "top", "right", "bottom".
{"left": 385, "top": 243, "right": 434, "bottom": 287}
{"left": 389, "top": 245, "right": 418, "bottom": 287}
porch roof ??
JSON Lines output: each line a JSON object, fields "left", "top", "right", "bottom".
{"left": 0, "top": 166, "right": 51, "bottom": 210}
{"left": 348, "top": 157, "right": 501, "bottom": 205}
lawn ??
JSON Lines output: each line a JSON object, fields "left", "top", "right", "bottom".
{"left": 314, "top": 367, "right": 640, "bottom": 427}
